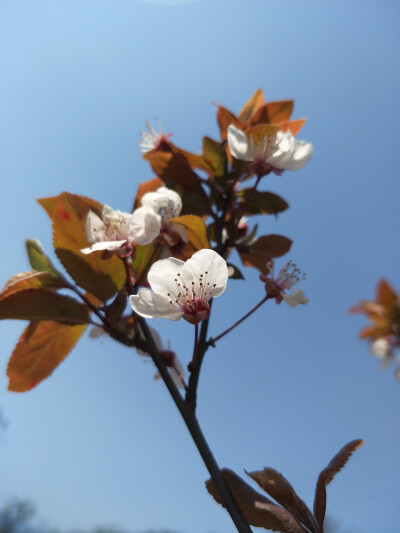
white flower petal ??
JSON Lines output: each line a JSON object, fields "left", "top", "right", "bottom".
{"left": 281, "top": 289, "right": 309, "bottom": 307}
{"left": 281, "top": 140, "right": 313, "bottom": 171}
{"left": 130, "top": 290, "right": 182, "bottom": 320}
{"left": 129, "top": 206, "right": 161, "bottom": 245}
{"left": 89, "top": 326, "right": 106, "bottom": 339}
{"left": 81, "top": 240, "right": 127, "bottom": 254}
{"left": 183, "top": 249, "right": 228, "bottom": 298}
{"left": 142, "top": 187, "right": 182, "bottom": 219}
{"left": 227, "top": 125, "right": 251, "bottom": 161}
{"left": 147, "top": 257, "right": 187, "bottom": 298}
{"left": 371, "top": 338, "right": 391, "bottom": 358}
{"left": 86, "top": 210, "right": 105, "bottom": 243}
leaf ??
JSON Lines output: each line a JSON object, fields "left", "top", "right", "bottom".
{"left": 148, "top": 152, "right": 210, "bottom": 216}
{"left": 40, "top": 192, "right": 125, "bottom": 301}
{"left": 278, "top": 119, "right": 307, "bottom": 137}
{"left": 265, "top": 101, "right": 294, "bottom": 124}
{"left": 247, "top": 124, "right": 279, "bottom": 145}
{"left": 25, "top": 239, "right": 61, "bottom": 278}
{"left": 37, "top": 196, "right": 59, "bottom": 219}
{"left": 313, "top": 439, "right": 363, "bottom": 531}
{"left": 171, "top": 144, "right": 214, "bottom": 175}
{"left": 227, "top": 263, "right": 245, "bottom": 280}
{"left": 248, "top": 100, "right": 294, "bottom": 128}
{"left": 238, "top": 189, "right": 289, "bottom": 216}
{"left": 0, "top": 271, "right": 66, "bottom": 301}
{"left": 132, "top": 241, "right": 162, "bottom": 286}
{"left": 238, "top": 89, "right": 265, "bottom": 123}
{"left": 170, "top": 215, "right": 210, "bottom": 259}
{"left": 206, "top": 469, "right": 309, "bottom": 532}
{"left": 55, "top": 248, "right": 124, "bottom": 302}
{"left": 376, "top": 279, "right": 398, "bottom": 311}
{"left": 238, "top": 235, "right": 292, "bottom": 273}
{"left": 216, "top": 105, "right": 242, "bottom": 141}
{"left": 133, "top": 177, "right": 164, "bottom": 210}
{"left": 0, "top": 289, "right": 91, "bottom": 324}
{"left": 7, "top": 321, "right": 87, "bottom": 392}
{"left": 202, "top": 136, "right": 225, "bottom": 177}
{"left": 246, "top": 469, "right": 318, "bottom": 533}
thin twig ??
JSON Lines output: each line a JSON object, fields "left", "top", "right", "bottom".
{"left": 209, "top": 295, "right": 269, "bottom": 346}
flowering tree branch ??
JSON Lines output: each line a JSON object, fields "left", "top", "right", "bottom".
{"left": 0, "top": 89, "right": 363, "bottom": 533}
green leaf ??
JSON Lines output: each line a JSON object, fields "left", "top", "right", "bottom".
{"left": 202, "top": 136, "right": 225, "bottom": 177}
{"left": 7, "top": 321, "right": 87, "bottom": 392}
{"left": 0, "top": 289, "right": 91, "bottom": 324}
{"left": 237, "top": 190, "right": 289, "bottom": 216}
{"left": 25, "top": 239, "right": 61, "bottom": 278}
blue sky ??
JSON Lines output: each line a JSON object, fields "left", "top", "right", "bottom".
{"left": 0, "top": 1, "right": 399, "bottom": 532}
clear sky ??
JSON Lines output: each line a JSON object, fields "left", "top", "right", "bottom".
{"left": 0, "top": 1, "right": 399, "bottom": 532}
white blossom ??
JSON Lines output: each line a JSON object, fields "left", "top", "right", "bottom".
{"left": 130, "top": 249, "right": 228, "bottom": 324}
{"left": 141, "top": 186, "right": 182, "bottom": 220}
{"left": 81, "top": 205, "right": 161, "bottom": 257}
{"left": 260, "top": 260, "right": 308, "bottom": 307}
{"left": 370, "top": 338, "right": 392, "bottom": 359}
{"left": 227, "top": 124, "right": 313, "bottom": 172}
{"left": 139, "top": 120, "right": 171, "bottom": 154}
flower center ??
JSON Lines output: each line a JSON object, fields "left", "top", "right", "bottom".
{"left": 275, "top": 260, "right": 306, "bottom": 291}
{"left": 167, "top": 271, "right": 217, "bottom": 324}
{"left": 102, "top": 216, "right": 127, "bottom": 241}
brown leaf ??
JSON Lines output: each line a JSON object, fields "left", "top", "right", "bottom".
{"left": 238, "top": 235, "right": 292, "bottom": 273}
{"left": 0, "top": 271, "right": 66, "bottom": 301}
{"left": 7, "top": 321, "right": 86, "bottom": 392}
{"left": 148, "top": 152, "right": 210, "bottom": 216}
{"left": 216, "top": 105, "right": 242, "bottom": 141}
{"left": 133, "top": 177, "right": 164, "bottom": 210}
{"left": 206, "top": 469, "right": 309, "bottom": 532}
{"left": 248, "top": 100, "right": 294, "bottom": 128}
{"left": 247, "top": 124, "right": 279, "bottom": 145}
{"left": 40, "top": 192, "right": 125, "bottom": 301}
{"left": 313, "top": 439, "right": 363, "bottom": 531}
{"left": 238, "top": 89, "right": 265, "bottom": 123}
{"left": 55, "top": 248, "right": 124, "bottom": 302}
{"left": 376, "top": 279, "right": 398, "bottom": 310}
{"left": 237, "top": 189, "right": 289, "bottom": 216}
{"left": 171, "top": 144, "right": 214, "bottom": 175}
{"left": 37, "top": 196, "right": 59, "bottom": 219}
{"left": 202, "top": 136, "right": 225, "bottom": 177}
{"left": 278, "top": 119, "right": 307, "bottom": 137}
{"left": 246, "top": 469, "right": 318, "bottom": 533}
{"left": 0, "top": 288, "right": 91, "bottom": 324}
{"left": 170, "top": 215, "right": 210, "bottom": 259}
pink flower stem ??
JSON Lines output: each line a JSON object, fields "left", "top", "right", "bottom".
{"left": 209, "top": 294, "right": 270, "bottom": 346}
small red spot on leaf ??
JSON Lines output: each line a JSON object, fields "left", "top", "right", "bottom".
{"left": 60, "top": 209, "right": 71, "bottom": 221}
